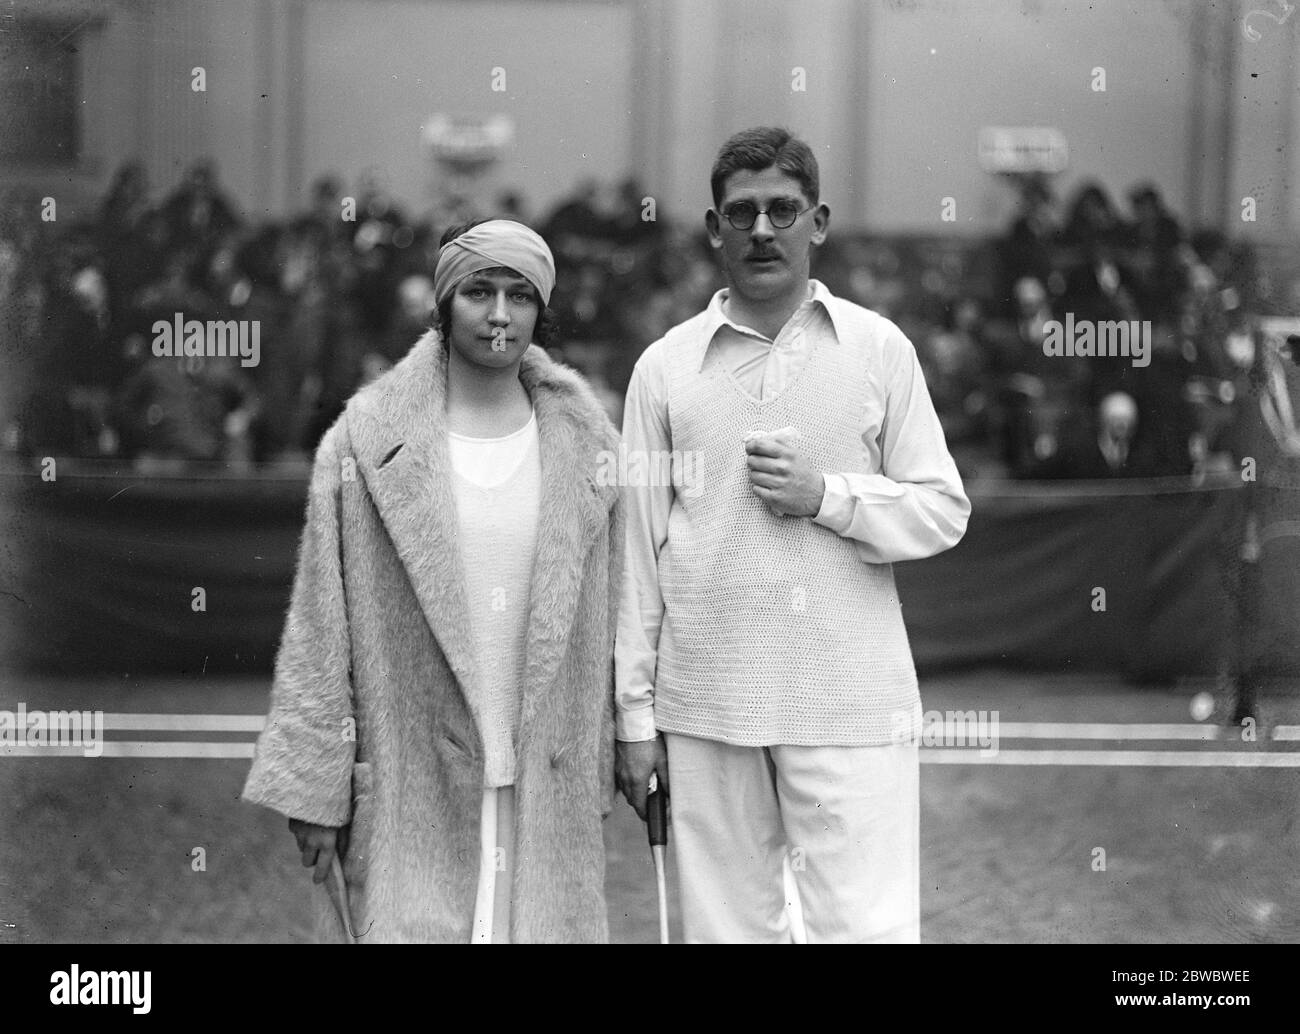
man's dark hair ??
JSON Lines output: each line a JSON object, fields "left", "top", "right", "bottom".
{"left": 435, "top": 217, "right": 558, "bottom": 347}
{"left": 710, "top": 127, "right": 820, "bottom": 209}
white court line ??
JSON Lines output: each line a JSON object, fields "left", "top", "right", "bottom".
{"left": 922, "top": 749, "right": 1300, "bottom": 767}
{"left": 934, "top": 721, "right": 1300, "bottom": 741}
{"left": 110, "top": 717, "right": 1300, "bottom": 742}
{"left": 99, "top": 714, "right": 265, "bottom": 732}
{"left": 0, "top": 713, "right": 265, "bottom": 732}
{"left": 2, "top": 743, "right": 1299, "bottom": 766}
{"left": 0, "top": 742, "right": 255, "bottom": 758}
{"left": 990, "top": 722, "right": 1223, "bottom": 741}
{"left": 56, "top": 715, "right": 1300, "bottom": 741}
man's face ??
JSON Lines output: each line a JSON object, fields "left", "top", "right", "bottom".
{"left": 446, "top": 268, "right": 538, "bottom": 370}
{"left": 1099, "top": 394, "right": 1137, "bottom": 441}
{"left": 706, "top": 167, "right": 828, "bottom": 305}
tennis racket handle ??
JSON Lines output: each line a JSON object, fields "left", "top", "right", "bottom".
{"left": 647, "top": 788, "right": 669, "bottom": 847}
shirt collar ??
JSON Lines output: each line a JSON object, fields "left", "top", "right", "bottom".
{"left": 694, "top": 279, "right": 843, "bottom": 371}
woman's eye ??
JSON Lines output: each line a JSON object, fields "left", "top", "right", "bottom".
{"left": 510, "top": 292, "right": 534, "bottom": 304}
{"left": 465, "top": 288, "right": 488, "bottom": 299}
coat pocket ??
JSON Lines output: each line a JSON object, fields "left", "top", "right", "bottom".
{"left": 342, "top": 760, "right": 375, "bottom": 890}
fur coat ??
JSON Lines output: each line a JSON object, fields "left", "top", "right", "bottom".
{"left": 242, "top": 330, "right": 623, "bottom": 943}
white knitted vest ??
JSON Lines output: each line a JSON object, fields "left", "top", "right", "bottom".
{"left": 655, "top": 305, "right": 921, "bottom": 746}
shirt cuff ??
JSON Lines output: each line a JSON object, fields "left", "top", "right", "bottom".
{"left": 615, "top": 704, "right": 657, "bottom": 742}
{"left": 813, "top": 471, "right": 853, "bottom": 534}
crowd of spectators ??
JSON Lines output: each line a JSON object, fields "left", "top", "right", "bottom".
{"left": 0, "top": 161, "right": 1286, "bottom": 480}
{"left": 0, "top": 160, "right": 723, "bottom": 470}
{"left": 970, "top": 174, "right": 1270, "bottom": 480}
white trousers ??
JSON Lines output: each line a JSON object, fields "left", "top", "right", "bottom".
{"left": 664, "top": 733, "right": 920, "bottom": 944}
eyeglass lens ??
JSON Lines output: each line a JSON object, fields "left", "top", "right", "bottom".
{"left": 726, "top": 200, "right": 802, "bottom": 229}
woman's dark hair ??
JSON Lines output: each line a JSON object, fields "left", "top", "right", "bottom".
{"left": 434, "top": 217, "right": 559, "bottom": 348}
{"left": 710, "top": 126, "right": 820, "bottom": 209}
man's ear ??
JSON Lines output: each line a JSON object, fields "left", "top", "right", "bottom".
{"left": 704, "top": 208, "right": 724, "bottom": 250}
{"left": 810, "top": 203, "right": 830, "bottom": 247}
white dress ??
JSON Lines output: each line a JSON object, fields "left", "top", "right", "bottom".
{"left": 448, "top": 410, "right": 540, "bottom": 944}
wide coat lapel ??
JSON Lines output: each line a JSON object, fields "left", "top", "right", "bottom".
{"left": 345, "top": 330, "right": 613, "bottom": 733}
{"left": 346, "top": 331, "right": 480, "bottom": 714}
{"left": 516, "top": 348, "right": 612, "bottom": 733}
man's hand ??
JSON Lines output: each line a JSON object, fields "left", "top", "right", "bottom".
{"left": 289, "top": 818, "right": 349, "bottom": 885}
{"left": 616, "top": 735, "right": 670, "bottom": 822}
{"left": 744, "top": 431, "right": 825, "bottom": 518}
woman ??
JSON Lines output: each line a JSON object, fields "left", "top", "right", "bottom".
{"left": 243, "top": 219, "right": 623, "bottom": 942}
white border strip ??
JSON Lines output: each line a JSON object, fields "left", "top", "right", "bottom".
{"left": 935, "top": 721, "right": 1300, "bottom": 741}
{"left": 995, "top": 722, "right": 1223, "bottom": 740}
{"left": 7, "top": 714, "right": 1294, "bottom": 741}
{"left": 0, "top": 742, "right": 255, "bottom": 758}
{"left": 922, "top": 749, "right": 1300, "bottom": 767}
{"left": 98, "top": 714, "right": 265, "bottom": 732}
{"left": 3, "top": 743, "right": 1300, "bottom": 766}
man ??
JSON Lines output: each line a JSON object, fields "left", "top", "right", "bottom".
{"left": 1032, "top": 391, "right": 1158, "bottom": 480}
{"left": 615, "top": 127, "right": 970, "bottom": 943}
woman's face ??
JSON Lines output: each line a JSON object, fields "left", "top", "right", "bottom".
{"left": 446, "top": 268, "right": 539, "bottom": 370}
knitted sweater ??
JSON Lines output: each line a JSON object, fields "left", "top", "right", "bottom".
{"left": 654, "top": 307, "right": 922, "bottom": 746}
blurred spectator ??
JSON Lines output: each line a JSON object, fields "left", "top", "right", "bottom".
{"left": 1034, "top": 391, "right": 1157, "bottom": 478}
{"left": 495, "top": 189, "right": 531, "bottom": 225}
{"left": 919, "top": 298, "right": 991, "bottom": 458}
{"left": 297, "top": 174, "right": 350, "bottom": 246}
{"left": 998, "top": 174, "right": 1058, "bottom": 312}
{"left": 542, "top": 178, "right": 609, "bottom": 265}
{"left": 115, "top": 354, "right": 257, "bottom": 468}
{"left": 160, "top": 158, "right": 242, "bottom": 251}
{"left": 606, "top": 176, "right": 664, "bottom": 247}
{"left": 984, "top": 276, "right": 1085, "bottom": 477}
{"left": 348, "top": 168, "right": 409, "bottom": 336}
{"left": 1059, "top": 181, "right": 1124, "bottom": 255}
{"left": 1120, "top": 182, "right": 1191, "bottom": 323}
{"left": 98, "top": 161, "right": 151, "bottom": 242}
{"left": 382, "top": 273, "right": 436, "bottom": 366}
{"left": 1129, "top": 322, "right": 1197, "bottom": 477}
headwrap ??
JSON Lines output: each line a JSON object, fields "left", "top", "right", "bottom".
{"left": 432, "top": 219, "right": 556, "bottom": 307}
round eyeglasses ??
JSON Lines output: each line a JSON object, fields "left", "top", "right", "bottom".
{"left": 720, "top": 199, "right": 813, "bottom": 231}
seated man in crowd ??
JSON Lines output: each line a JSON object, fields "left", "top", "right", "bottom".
{"left": 1033, "top": 390, "right": 1157, "bottom": 479}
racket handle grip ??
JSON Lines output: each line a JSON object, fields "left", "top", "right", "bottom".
{"left": 647, "top": 788, "right": 668, "bottom": 847}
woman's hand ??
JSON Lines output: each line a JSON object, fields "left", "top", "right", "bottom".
{"left": 288, "top": 818, "right": 350, "bottom": 884}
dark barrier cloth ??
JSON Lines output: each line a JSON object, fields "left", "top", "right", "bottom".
{"left": 0, "top": 460, "right": 1288, "bottom": 677}
{"left": 899, "top": 478, "right": 1246, "bottom": 677}
{"left": 0, "top": 461, "right": 306, "bottom": 675}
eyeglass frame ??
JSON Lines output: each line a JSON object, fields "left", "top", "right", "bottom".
{"left": 716, "top": 197, "right": 815, "bottom": 231}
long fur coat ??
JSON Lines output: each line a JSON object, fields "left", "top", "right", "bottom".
{"left": 243, "top": 330, "right": 623, "bottom": 943}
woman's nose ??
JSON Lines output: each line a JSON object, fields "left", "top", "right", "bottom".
{"left": 489, "top": 293, "right": 510, "bottom": 323}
